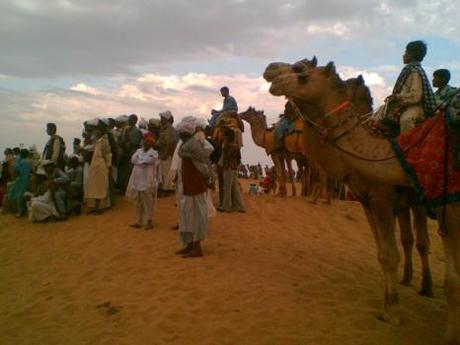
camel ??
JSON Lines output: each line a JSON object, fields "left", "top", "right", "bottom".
{"left": 264, "top": 59, "right": 460, "bottom": 344}
{"left": 240, "top": 107, "right": 309, "bottom": 197}
{"left": 345, "top": 76, "right": 432, "bottom": 296}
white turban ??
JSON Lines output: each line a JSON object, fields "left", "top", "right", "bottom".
{"left": 176, "top": 116, "right": 197, "bottom": 134}
{"left": 138, "top": 117, "right": 148, "bottom": 129}
{"left": 116, "top": 114, "right": 129, "bottom": 123}
{"left": 159, "top": 110, "right": 173, "bottom": 120}
{"left": 195, "top": 117, "right": 207, "bottom": 129}
{"left": 86, "top": 118, "right": 99, "bottom": 126}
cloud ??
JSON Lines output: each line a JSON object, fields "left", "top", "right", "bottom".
{"left": 0, "top": 71, "right": 286, "bottom": 164}
{"left": 1, "top": 0, "right": 459, "bottom": 78}
{"left": 70, "top": 83, "right": 102, "bottom": 95}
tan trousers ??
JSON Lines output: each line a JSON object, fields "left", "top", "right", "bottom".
{"left": 221, "top": 170, "right": 245, "bottom": 212}
{"left": 160, "top": 157, "right": 174, "bottom": 191}
{"left": 135, "top": 191, "right": 155, "bottom": 226}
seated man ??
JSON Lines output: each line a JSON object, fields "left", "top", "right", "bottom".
{"left": 27, "top": 160, "right": 69, "bottom": 222}
{"left": 386, "top": 40, "right": 436, "bottom": 133}
{"left": 210, "top": 86, "right": 238, "bottom": 128}
{"left": 433, "top": 69, "right": 457, "bottom": 107}
{"left": 66, "top": 156, "right": 84, "bottom": 215}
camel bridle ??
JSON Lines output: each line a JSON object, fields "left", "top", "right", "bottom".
{"left": 287, "top": 98, "right": 439, "bottom": 162}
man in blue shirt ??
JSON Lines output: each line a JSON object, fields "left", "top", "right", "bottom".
{"left": 209, "top": 86, "right": 238, "bottom": 128}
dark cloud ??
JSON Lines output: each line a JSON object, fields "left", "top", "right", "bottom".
{"left": 2, "top": 0, "right": 449, "bottom": 78}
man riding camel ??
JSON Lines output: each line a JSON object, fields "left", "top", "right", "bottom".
{"left": 209, "top": 86, "right": 238, "bottom": 129}
{"left": 387, "top": 40, "right": 437, "bottom": 133}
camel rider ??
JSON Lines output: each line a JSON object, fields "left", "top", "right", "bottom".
{"left": 432, "top": 69, "right": 458, "bottom": 108}
{"left": 387, "top": 40, "right": 437, "bottom": 133}
{"left": 433, "top": 69, "right": 460, "bottom": 169}
{"left": 209, "top": 86, "right": 238, "bottom": 129}
{"left": 274, "top": 102, "right": 297, "bottom": 148}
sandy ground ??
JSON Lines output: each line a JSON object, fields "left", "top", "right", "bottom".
{"left": 0, "top": 180, "right": 448, "bottom": 345}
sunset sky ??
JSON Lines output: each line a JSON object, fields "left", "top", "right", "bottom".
{"left": 1, "top": 0, "right": 459, "bottom": 164}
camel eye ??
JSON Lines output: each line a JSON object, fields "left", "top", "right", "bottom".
{"left": 298, "top": 73, "right": 309, "bottom": 84}
{"left": 292, "top": 64, "right": 303, "bottom": 74}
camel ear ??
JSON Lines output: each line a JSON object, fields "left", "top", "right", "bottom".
{"left": 324, "top": 61, "right": 336, "bottom": 74}
{"left": 311, "top": 56, "right": 317, "bottom": 67}
{"left": 357, "top": 74, "right": 364, "bottom": 85}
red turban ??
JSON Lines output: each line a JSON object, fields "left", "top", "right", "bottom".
{"left": 144, "top": 132, "right": 155, "bottom": 143}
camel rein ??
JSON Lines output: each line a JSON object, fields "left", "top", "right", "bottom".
{"left": 288, "top": 98, "right": 438, "bottom": 162}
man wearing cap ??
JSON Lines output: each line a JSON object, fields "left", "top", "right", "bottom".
{"left": 43, "top": 123, "right": 66, "bottom": 169}
{"left": 156, "top": 111, "right": 178, "bottom": 196}
{"left": 126, "top": 132, "right": 159, "bottom": 230}
{"left": 118, "top": 114, "right": 142, "bottom": 193}
{"left": 175, "top": 116, "right": 214, "bottom": 258}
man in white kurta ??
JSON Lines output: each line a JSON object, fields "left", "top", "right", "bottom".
{"left": 86, "top": 123, "right": 112, "bottom": 214}
{"left": 126, "top": 132, "right": 158, "bottom": 230}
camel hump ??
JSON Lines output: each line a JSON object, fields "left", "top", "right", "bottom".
{"left": 215, "top": 111, "right": 244, "bottom": 132}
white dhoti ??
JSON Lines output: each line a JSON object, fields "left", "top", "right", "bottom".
{"left": 178, "top": 192, "right": 208, "bottom": 245}
{"left": 133, "top": 190, "right": 156, "bottom": 226}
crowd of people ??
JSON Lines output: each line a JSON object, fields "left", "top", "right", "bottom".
{"left": 0, "top": 87, "right": 249, "bottom": 258}
{"left": 1, "top": 40, "right": 459, "bottom": 256}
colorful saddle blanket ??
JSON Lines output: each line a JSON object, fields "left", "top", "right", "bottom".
{"left": 391, "top": 112, "right": 460, "bottom": 206}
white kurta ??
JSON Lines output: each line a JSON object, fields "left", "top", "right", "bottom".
{"left": 27, "top": 191, "right": 59, "bottom": 222}
{"left": 87, "top": 137, "right": 112, "bottom": 205}
{"left": 126, "top": 148, "right": 158, "bottom": 226}
{"left": 396, "top": 72, "right": 424, "bottom": 132}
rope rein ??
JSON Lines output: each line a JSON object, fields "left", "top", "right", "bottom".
{"left": 288, "top": 98, "right": 440, "bottom": 162}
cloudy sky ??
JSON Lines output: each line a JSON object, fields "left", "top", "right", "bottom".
{"left": 1, "top": 0, "right": 459, "bottom": 164}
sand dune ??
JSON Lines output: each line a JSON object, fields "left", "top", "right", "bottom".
{"left": 0, "top": 180, "right": 447, "bottom": 345}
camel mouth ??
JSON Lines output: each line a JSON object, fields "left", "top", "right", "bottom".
{"left": 263, "top": 62, "right": 291, "bottom": 83}
{"left": 268, "top": 83, "right": 286, "bottom": 97}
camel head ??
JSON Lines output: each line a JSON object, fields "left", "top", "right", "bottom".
{"left": 265, "top": 60, "right": 348, "bottom": 103}
{"left": 240, "top": 106, "right": 267, "bottom": 127}
{"left": 345, "top": 75, "right": 373, "bottom": 113}
{"left": 263, "top": 56, "right": 317, "bottom": 83}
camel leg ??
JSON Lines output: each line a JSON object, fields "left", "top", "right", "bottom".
{"left": 412, "top": 206, "right": 433, "bottom": 297}
{"left": 286, "top": 158, "right": 296, "bottom": 196}
{"left": 397, "top": 209, "right": 414, "bottom": 286}
{"left": 361, "top": 194, "right": 401, "bottom": 325}
{"left": 438, "top": 204, "right": 460, "bottom": 344}
{"left": 272, "top": 155, "right": 286, "bottom": 197}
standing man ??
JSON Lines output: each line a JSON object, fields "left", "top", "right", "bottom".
{"left": 126, "top": 132, "right": 158, "bottom": 230}
{"left": 387, "top": 40, "right": 436, "bottom": 132}
{"left": 217, "top": 127, "right": 245, "bottom": 213}
{"left": 432, "top": 69, "right": 457, "bottom": 107}
{"left": 209, "top": 86, "right": 238, "bottom": 128}
{"left": 87, "top": 121, "right": 112, "bottom": 215}
{"left": 156, "top": 110, "right": 178, "bottom": 196}
{"left": 118, "top": 114, "right": 142, "bottom": 193}
{"left": 43, "top": 123, "right": 66, "bottom": 169}
{"left": 175, "top": 117, "right": 214, "bottom": 258}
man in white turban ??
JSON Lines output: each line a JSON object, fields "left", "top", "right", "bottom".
{"left": 156, "top": 110, "right": 178, "bottom": 196}
{"left": 174, "top": 116, "right": 214, "bottom": 258}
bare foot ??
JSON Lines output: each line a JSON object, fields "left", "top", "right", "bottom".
{"left": 130, "top": 223, "right": 141, "bottom": 229}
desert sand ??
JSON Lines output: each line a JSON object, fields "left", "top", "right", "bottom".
{"left": 0, "top": 180, "right": 448, "bottom": 345}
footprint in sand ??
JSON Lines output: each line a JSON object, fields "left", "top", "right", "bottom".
{"left": 96, "top": 301, "right": 123, "bottom": 316}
